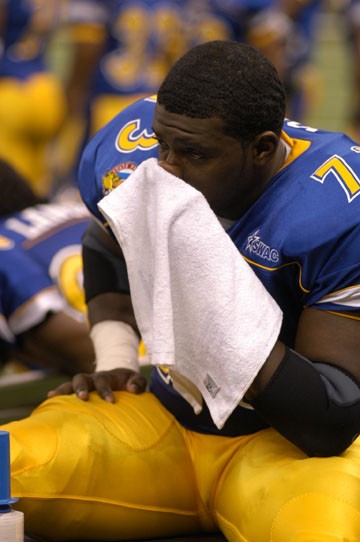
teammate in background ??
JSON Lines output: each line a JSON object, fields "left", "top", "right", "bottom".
{"left": 0, "top": 0, "right": 69, "bottom": 196}
{"left": 2, "top": 41, "right": 360, "bottom": 541}
{"left": 53, "top": 0, "right": 293, "bottom": 185}
{"left": 278, "top": 0, "right": 324, "bottom": 120}
{"left": 343, "top": 0, "right": 360, "bottom": 142}
{"left": 0, "top": 158, "right": 95, "bottom": 376}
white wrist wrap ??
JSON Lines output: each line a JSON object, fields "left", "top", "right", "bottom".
{"left": 90, "top": 321, "right": 140, "bottom": 372}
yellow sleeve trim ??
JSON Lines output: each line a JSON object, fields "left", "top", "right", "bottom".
{"left": 321, "top": 310, "right": 360, "bottom": 322}
{"left": 279, "top": 131, "right": 312, "bottom": 172}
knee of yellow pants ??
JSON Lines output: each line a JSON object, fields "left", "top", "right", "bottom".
{"left": 270, "top": 493, "right": 360, "bottom": 542}
{"left": 1, "top": 392, "right": 202, "bottom": 541}
{"left": 214, "top": 429, "right": 360, "bottom": 542}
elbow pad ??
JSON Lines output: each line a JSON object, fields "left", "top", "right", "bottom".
{"left": 82, "top": 224, "right": 130, "bottom": 302}
{"left": 251, "top": 348, "right": 360, "bottom": 457}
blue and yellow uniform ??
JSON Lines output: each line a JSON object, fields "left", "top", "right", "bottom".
{"left": 2, "top": 97, "right": 360, "bottom": 541}
{"left": 0, "top": 0, "right": 67, "bottom": 195}
{"left": 80, "top": 96, "right": 360, "bottom": 436}
{"left": 0, "top": 200, "right": 90, "bottom": 356}
{"left": 65, "top": 0, "right": 281, "bottom": 133}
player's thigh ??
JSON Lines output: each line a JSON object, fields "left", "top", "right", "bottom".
{"left": 214, "top": 429, "right": 360, "bottom": 542}
{"left": 2, "top": 392, "right": 201, "bottom": 541}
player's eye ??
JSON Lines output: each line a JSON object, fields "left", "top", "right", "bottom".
{"left": 187, "top": 148, "right": 207, "bottom": 160}
{"left": 152, "top": 136, "right": 168, "bottom": 149}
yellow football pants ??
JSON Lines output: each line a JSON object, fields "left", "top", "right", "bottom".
{"left": 2, "top": 392, "right": 360, "bottom": 541}
{"left": 0, "top": 73, "right": 67, "bottom": 196}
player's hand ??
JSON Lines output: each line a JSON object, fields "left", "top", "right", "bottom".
{"left": 47, "top": 368, "right": 147, "bottom": 403}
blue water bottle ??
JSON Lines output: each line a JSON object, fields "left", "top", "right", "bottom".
{"left": 0, "top": 431, "right": 24, "bottom": 541}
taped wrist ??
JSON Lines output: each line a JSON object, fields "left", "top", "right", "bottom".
{"left": 251, "top": 348, "right": 360, "bottom": 457}
{"left": 90, "top": 320, "right": 140, "bottom": 372}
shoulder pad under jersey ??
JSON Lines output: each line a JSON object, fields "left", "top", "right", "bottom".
{"left": 78, "top": 95, "right": 158, "bottom": 225}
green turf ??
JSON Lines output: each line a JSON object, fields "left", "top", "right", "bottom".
{"left": 0, "top": 372, "right": 68, "bottom": 423}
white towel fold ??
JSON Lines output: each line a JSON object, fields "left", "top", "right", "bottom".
{"left": 98, "top": 158, "right": 283, "bottom": 429}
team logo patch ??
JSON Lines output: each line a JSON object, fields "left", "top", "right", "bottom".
{"left": 245, "top": 230, "right": 280, "bottom": 263}
{"left": 102, "top": 162, "right": 137, "bottom": 196}
{"left": 116, "top": 119, "right": 158, "bottom": 153}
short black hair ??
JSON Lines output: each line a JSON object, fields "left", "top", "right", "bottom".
{"left": 0, "top": 158, "right": 46, "bottom": 216}
{"left": 157, "top": 40, "right": 286, "bottom": 145}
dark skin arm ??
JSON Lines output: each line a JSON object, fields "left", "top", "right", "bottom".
{"left": 49, "top": 23, "right": 106, "bottom": 180}
{"left": 245, "top": 308, "right": 360, "bottom": 401}
{"left": 48, "top": 250, "right": 360, "bottom": 404}
{"left": 280, "top": 0, "right": 315, "bottom": 20}
{"left": 64, "top": 31, "right": 106, "bottom": 119}
{"left": 48, "top": 125, "right": 360, "bottom": 402}
{"left": 0, "top": 4, "right": 6, "bottom": 41}
{"left": 47, "top": 224, "right": 146, "bottom": 400}
{"left": 17, "top": 311, "right": 95, "bottom": 375}
{"left": 47, "top": 292, "right": 147, "bottom": 400}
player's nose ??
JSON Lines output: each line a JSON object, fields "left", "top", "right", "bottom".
{"left": 158, "top": 156, "right": 183, "bottom": 180}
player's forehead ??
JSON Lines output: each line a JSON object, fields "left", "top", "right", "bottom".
{"left": 152, "top": 103, "right": 227, "bottom": 144}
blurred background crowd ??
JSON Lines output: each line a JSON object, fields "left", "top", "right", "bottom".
{"left": 0, "top": 0, "right": 359, "bottom": 416}
{"left": 1, "top": 0, "right": 359, "bottom": 199}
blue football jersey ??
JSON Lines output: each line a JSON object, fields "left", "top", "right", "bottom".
{"left": 79, "top": 94, "right": 158, "bottom": 225}
{"left": 0, "top": 200, "right": 90, "bottom": 347}
{"left": 78, "top": 96, "right": 360, "bottom": 435}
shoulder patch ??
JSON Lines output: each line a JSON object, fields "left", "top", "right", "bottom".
{"left": 102, "top": 161, "right": 137, "bottom": 196}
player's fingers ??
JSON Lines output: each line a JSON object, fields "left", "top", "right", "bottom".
{"left": 126, "top": 373, "right": 147, "bottom": 394}
{"left": 47, "top": 381, "right": 75, "bottom": 398}
{"left": 92, "top": 373, "right": 116, "bottom": 403}
{"left": 72, "top": 373, "right": 95, "bottom": 401}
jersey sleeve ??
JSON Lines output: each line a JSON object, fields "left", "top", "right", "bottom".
{"left": 304, "top": 224, "right": 360, "bottom": 318}
{"left": 0, "top": 248, "right": 64, "bottom": 338}
{"left": 78, "top": 95, "right": 158, "bottom": 226}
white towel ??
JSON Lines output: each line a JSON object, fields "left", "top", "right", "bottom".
{"left": 98, "top": 158, "right": 283, "bottom": 429}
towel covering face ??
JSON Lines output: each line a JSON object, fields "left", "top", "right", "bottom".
{"left": 98, "top": 158, "right": 283, "bottom": 429}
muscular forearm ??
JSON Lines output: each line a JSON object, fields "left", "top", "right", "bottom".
{"left": 20, "top": 312, "right": 95, "bottom": 375}
{"left": 243, "top": 307, "right": 360, "bottom": 456}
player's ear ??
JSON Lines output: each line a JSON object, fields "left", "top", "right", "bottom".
{"left": 252, "top": 131, "right": 280, "bottom": 165}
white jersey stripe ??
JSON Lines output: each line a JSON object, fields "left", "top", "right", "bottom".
{"left": 316, "top": 285, "right": 360, "bottom": 308}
